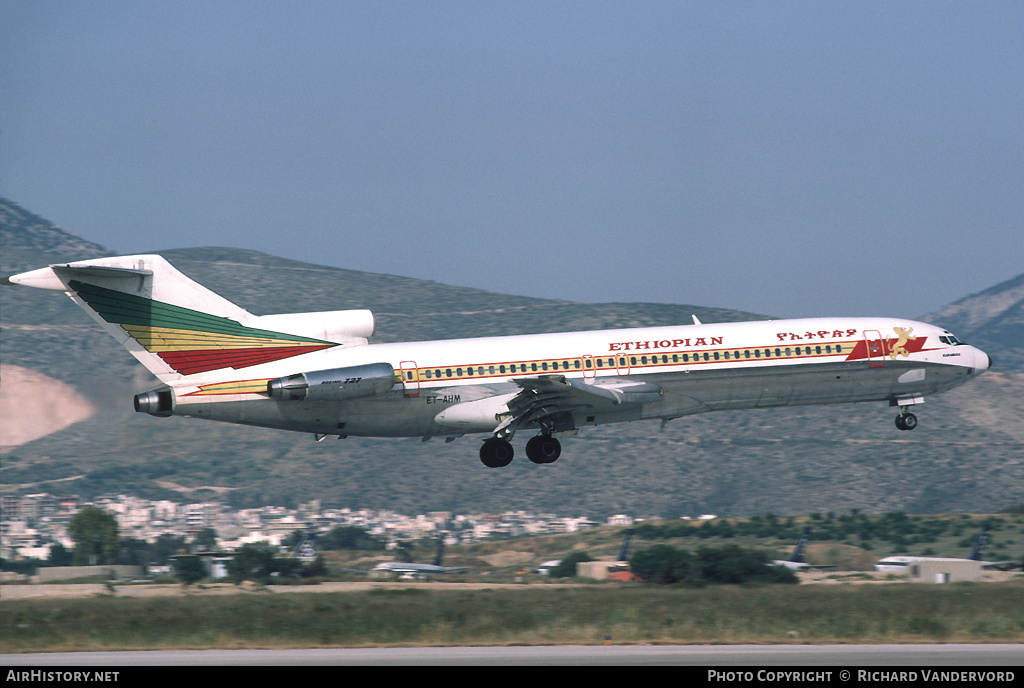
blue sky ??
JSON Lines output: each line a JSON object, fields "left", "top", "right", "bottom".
{"left": 2, "top": 1, "right": 1022, "bottom": 318}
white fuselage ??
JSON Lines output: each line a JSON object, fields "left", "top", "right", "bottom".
{"left": 170, "top": 316, "right": 990, "bottom": 439}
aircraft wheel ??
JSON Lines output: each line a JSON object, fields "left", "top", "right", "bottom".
{"left": 895, "top": 413, "right": 918, "bottom": 431}
{"left": 480, "top": 439, "right": 514, "bottom": 468}
{"left": 526, "top": 435, "right": 561, "bottom": 464}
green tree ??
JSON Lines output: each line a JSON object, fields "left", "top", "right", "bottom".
{"left": 152, "top": 534, "right": 188, "bottom": 565}
{"left": 318, "top": 526, "right": 384, "bottom": 551}
{"left": 630, "top": 544, "right": 798, "bottom": 585}
{"left": 172, "top": 555, "right": 207, "bottom": 585}
{"left": 629, "top": 545, "right": 695, "bottom": 585}
{"left": 695, "top": 545, "right": 797, "bottom": 585}
{"left": 47, "top": 542, "right": 74, "bottom": 567}
{"left": 116, "top": 537, "right": 153, "bottom": 569}
{"left": 68, "top": 507, "right": 120, "bottom": 565}
{"left": 192, "top": 527, "right": 218, "bottom": 550}
{"left": 225, "top": 543, "right": 277, "bottom": 583}
{"left": 302, "top": 554, "right": 328, "bottom": 578}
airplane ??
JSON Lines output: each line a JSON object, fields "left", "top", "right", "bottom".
{"left": 773, "top": 527, "right": 836, "bottom": 572}
{"left": 3, "top": 254, "right": 992, "bottom": 468}
{"left": 290, "top": 532, "right": 318, "bottom": 561}
{"left": 873, "top": 523, "right": 1020, "bottom": 572}
{"left": 344, "top": 537, "right": 470, "bottom": 577}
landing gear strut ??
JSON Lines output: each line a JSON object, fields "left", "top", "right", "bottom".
{"left": 479, "top": 438, "right": 514, "bottom": 468}
{"left": 895, "top": 411, "right": 918, "bottom": 431}
{"left": 526, "top": 435, "right": 561, "bottom": 464}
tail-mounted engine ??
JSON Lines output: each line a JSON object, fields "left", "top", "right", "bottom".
{"left": 267, "top": 362, "right": 396, "bottom": 401}
{"left": 134, "top": 387, "right": 174, "bottom": 417}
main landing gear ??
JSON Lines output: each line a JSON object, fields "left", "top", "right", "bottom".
{"left": 479, "top": 435, "right": 562, "bottom": 468}
{"left": 526, "top": 435, "right": 561, "bottom": 464}
{"left": 479, "top": 438, "right": 514, "bottom": 468}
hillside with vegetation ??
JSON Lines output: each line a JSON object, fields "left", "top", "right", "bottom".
{"left": 2, "top": 198, "right": 1022, "bottom": 518}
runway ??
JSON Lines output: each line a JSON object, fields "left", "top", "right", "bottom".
{"left": 3, "top": 644, "right": 1021, "bottom": 666}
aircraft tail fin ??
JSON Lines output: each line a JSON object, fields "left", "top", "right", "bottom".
{"left": 788, "top": 527, "right": 810, "bottom": 563}
{"left": 432, "top": 537, "right": 446, "bottom": 567}
{"left": 617, "top": 528, "right": 634, "bottom": 562}
{"left": 4, "top": 254, "right": 352, "bottom": 385}
{"left": 968, "top": 523, "right": 990, "bottom": 561}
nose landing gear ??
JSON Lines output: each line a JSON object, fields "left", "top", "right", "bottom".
{"left": 895, "top": 411, "right": 918, "bottom": 431}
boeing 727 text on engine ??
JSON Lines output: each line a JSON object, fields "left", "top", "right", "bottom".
{"left": 4, "top": 255, "right": 991, "bottom": 467}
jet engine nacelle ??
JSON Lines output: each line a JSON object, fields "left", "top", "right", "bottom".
{"left": 267, "top": 362, "right": 396, "bottom": 401}
{"left": 134, "top": 387, "right": 174, "bottom": 417}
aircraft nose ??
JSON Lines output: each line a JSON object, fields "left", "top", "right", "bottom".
{"left": 974, "top": 348, "right": 992, "bottom": 375}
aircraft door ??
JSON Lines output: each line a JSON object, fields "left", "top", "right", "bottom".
{"left": 864, "top": 331, "right": 885, "bottom": 367}
{"left": 617, "top": 355, "right": 631, "bottom": 376}
{"left": 399, "top": 361, "right": 420, "bottom": 397}
{"left": 582, "top": 355, "right": 596, "bottom": 379}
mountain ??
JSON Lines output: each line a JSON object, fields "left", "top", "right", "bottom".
{"left": 2, "top": 198, "right": 1022, "bottom": 518}
{"left": 0, "top": 199, "right": 108, "bottom": 260}
{"left": 922, "top": 273, "right": 1024, "bottom": 374}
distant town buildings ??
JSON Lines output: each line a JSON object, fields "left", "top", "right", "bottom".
{"left": 0, "top": 492, "right": 649, "bottom": 563}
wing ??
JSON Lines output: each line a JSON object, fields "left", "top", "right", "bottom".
{"left": 494, "top": 375, "right": 663, "bottom": 438}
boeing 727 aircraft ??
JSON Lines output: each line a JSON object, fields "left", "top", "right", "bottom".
{"left": 773, "top": 528, "right": 836, "bottom": 572}
{"left": 3, "top": 254, "right": 991, "bottom": 467}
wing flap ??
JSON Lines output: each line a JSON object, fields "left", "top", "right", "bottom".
{"left": 497, "top": 375, "right": 663, "bottom": 438}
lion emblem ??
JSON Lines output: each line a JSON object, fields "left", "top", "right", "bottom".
{"left": 890, "top": 326, "right": 916, "bottom": 359}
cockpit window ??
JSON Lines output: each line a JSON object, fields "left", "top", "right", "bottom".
{"left": 939, "top": 334, "right": 963, "bottom": 346}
